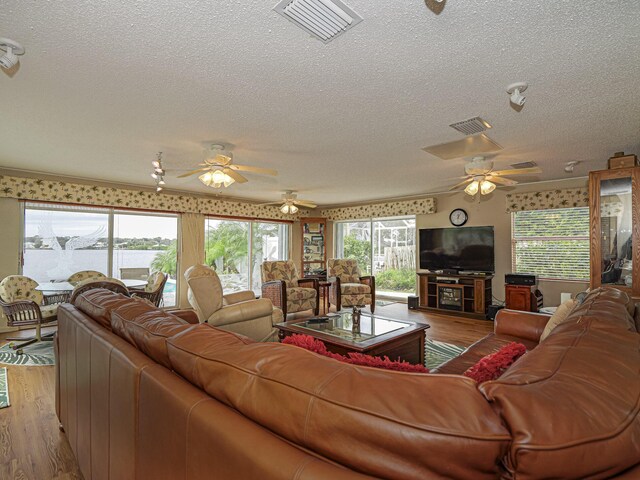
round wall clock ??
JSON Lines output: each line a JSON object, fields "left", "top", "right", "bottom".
{"left": 449, "top": 208, "right": 468, "bottom": 227}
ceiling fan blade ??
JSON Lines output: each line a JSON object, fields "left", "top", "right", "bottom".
{"left": 449, "top": 178, "right": 474, "bottom": 191}
{"left": 230, "top": 164, "right": 278, "bottom": 176}
{"left": 176, "top": 167, "right": 209, "bottom": 178}
{"left": 491, "top": 167, "right": 542, "bottom": 176}
{"left": 224, "top": 168, "right": 248, "bottom": 184}
{"left": 294, "top": 200, "right": 317, "bottom": 208}
{"left": 256, "top": 201, "right": 282, "bottom": 206}
{"left": 486, "top": 175, "right": 518, "bottom": 186}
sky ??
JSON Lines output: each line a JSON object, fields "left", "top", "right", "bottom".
{"left": 25, "top": 209, "right": 178, "bottom": 239}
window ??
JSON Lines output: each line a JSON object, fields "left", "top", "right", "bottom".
{"left": 23, "top": 203, "right": 179, "bottom": 306}
{"left": 204, "top": 218, "right": 289, "bottom": 294}
{"left": 112, "top": 212, "right": 178, "bottom": 306}
{"left": 512, "top": 207, "right": 589, "bottom": 281}
{"left": 335, "top": 217, "right": 416, "bottom": 297}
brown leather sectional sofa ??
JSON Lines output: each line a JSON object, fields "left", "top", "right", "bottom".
{"left": 55, "top": 287, "right": 640, "bottom": 479}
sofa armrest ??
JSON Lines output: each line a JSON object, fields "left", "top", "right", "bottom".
{"left": 224, "top": 290, "right": 257, "bottom": 305}
{"left": 209, "top": 298, "right": 274, "bottom": 327}
{"left": 494, "top": 309, "right": 551, "bottom": 343}
{"left": 169, "top": 309, "right": 200, "bottom": 324}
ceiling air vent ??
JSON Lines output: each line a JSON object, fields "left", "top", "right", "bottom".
{"left": 273, "top": 0, "right": 363, "bottom": 43}
{"left": 449, "top": 117, "right": 492, "bottom": 136}
{"left": 510, "top": 161, "right": 538, "bottom": 169}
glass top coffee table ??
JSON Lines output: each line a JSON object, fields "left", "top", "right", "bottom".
{"left": 276, "top": 310, "right": 429, "bottom": 365}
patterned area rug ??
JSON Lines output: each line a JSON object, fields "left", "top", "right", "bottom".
{"left": 0, "top": 367, "right": 9, "bottom": 408}
{"left": 0, "top": 341, "right": 55, "bottom": 366}
{"left": 425, "top": 339, "right": 465, "bottom": 370}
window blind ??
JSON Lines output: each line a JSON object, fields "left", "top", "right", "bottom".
{"left": 512, "top": 207, "right": 590, "bottom": 281}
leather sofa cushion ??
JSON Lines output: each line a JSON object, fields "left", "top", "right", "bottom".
{"left": 479, "top": 288, "right": 640, "bottom": 479}
{"left": 73, "top": 288, "right": 133, "bottom": 330}
{"left": 110, "top": 298, "right": 193, "bottom": 368}
{"left": 167, "top": 325, "right": 510, "bottom": 480}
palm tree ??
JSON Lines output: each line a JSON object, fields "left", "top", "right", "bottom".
{"left": 151, "top": 241, "right": 177, "bottom": 276}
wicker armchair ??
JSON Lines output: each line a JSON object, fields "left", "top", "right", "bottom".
{"left": 68, "top": 270, "right": 107, "bottom": 283}
{"left": 69, "top": 278, "right": 130, "bottom": 304}
{"left": 130, "top": 272, "right": 168, "bottom": 307}
{"left": 261, "top": 260, "right": 319, "bottom": 317}
{"left": 0, "top": 275, "right": 58, "bottom": 349}
{"left": 327, "top": 259, "right": 375, "bottom": 313}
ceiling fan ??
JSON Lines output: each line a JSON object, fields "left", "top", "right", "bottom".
{"left": 176, "top": 144, "right": 277, "bottom": 188}
{"left": 260, "top": 191, "right": 317, "bottom": 214}
{"left": 449, "top": 156, "right": 542, "bottom": 196}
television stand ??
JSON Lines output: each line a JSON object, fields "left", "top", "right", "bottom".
{"left": 417, "top": 272, "right": 493, "bottom": 320}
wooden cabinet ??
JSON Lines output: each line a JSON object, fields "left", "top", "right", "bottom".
{"left": 505, "top": 285, "right": 540, "bottom": 312}
{"left": 300, "top": 218, "right": 326, "bottom": 277}
{"left": 417, "top": 273, "right": 492, "bottom": 319}
{"left": 589, "top": 167, "right": 640, "bottom": 298}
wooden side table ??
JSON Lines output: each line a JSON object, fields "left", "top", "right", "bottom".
{"left": 319, "top": 281, "right": 331, "bottom": 314}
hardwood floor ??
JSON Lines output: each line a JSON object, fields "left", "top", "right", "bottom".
{"left": 0, "top": 364, "right": 82, "bottom": 479}
{"left": 0, "top": 303, "right": 492, "bottom": 479}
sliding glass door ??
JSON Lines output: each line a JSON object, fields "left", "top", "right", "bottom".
{"left": 335, "top": 216, "right": 416, "bottom": 298}
{"left": 23, "top": 204, "right": 110, "bottom": 282}
{"left": 22, "top": 202, "right": 179, "bottom": 306}
{"left": 205, "top": 218, "right": 289, "bottom": 294}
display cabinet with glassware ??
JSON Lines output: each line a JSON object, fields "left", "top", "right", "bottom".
{"left": 300, "top": 218, "right": 327, "bottom": 277}
{"left": 589, "top": 166, "right": 640, "bottom": 297}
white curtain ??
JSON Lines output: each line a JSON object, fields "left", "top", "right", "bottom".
{"left": 178, "top": 213, "right": 205, "bottom": 308}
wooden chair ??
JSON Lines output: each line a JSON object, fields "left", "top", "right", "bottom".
{"left": 130, "top": 272, "right": 168, "bottom": 307}
{"left": 69, "top": 278, "right": 130, "bottom": 304}
{"left": 0, "top": 275, "right": 58, "bottom": 350}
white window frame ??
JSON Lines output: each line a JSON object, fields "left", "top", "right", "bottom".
{"left": 204, "top": 216, "right": 290, "bottom": 292}
{"left": 511, "top": 207, "right": 590, "bottom": 282}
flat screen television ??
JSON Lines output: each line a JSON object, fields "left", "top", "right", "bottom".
{"left": 419, "top": 226, "right": 495, "bottom": 273}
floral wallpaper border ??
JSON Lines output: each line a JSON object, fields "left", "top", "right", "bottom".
{"left": 319, "top": 198, "right": 436, "bottom": 221}
{"left": 0, "top": 174, "right": 308, "bottom": 221}
{"left": 505, "top": 188, "right": 588, "bottom": 213}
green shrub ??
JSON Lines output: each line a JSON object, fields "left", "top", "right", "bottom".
{"left": 375, "top": 268, "right": 416, "bottom": 293}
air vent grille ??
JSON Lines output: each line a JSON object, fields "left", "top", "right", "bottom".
{"left": 449, "top": 117, "right": 492, "bottom": 136}
{"left": 273, "top": 0, "right": 363, "bottom": 43}
{"left": 510, "top": 161, "right": 538, "bottom": 169}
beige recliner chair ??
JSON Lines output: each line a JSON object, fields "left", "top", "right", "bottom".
{"left": 184, "top": 264, "right": 281, "bottom": 342}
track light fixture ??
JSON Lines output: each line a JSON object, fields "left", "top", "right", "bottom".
{"left": 506, "top": 82, "right": 528, "bottom": 107}
{"left": 151, "top": 152, "right": 166, "bottom": 192}
{"left": 0, "top": 38, "right": 25, "bottom": 70}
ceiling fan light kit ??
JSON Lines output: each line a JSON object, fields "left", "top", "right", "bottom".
{"left": 199, "top": 169, "right": 235, "bottom": 188}
{"left": 280, "top": 202, "right": 299, "bottom": 214}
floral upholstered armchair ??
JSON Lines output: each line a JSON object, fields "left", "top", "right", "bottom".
{"left": 68, "top": 270, "right": 107, "bottom": 283}
{"left": 327, "top": 259, "right": 375, "bottom": 313}
{"left": 261, "top": 260, "right": 319, "bottom": 318}
{"left": 0, "top": 275, "right": 58, "bottom": 349}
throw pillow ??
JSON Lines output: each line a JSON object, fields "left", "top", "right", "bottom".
{"left": 539, "top": 299, "right": 576, "bottom": 342}
{"left": 282, "top": 334, "right": 429, "bottom": 373}
{"left": 464, "top": 342, "right": 527, "bottom": 383}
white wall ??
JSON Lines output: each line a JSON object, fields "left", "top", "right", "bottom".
{"left": 417, "top": 178, "right": 590, "bottom": 307}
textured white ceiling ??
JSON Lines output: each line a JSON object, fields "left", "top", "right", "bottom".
{"left": 0, "top": 0, "right": 638, "bottom": 205}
